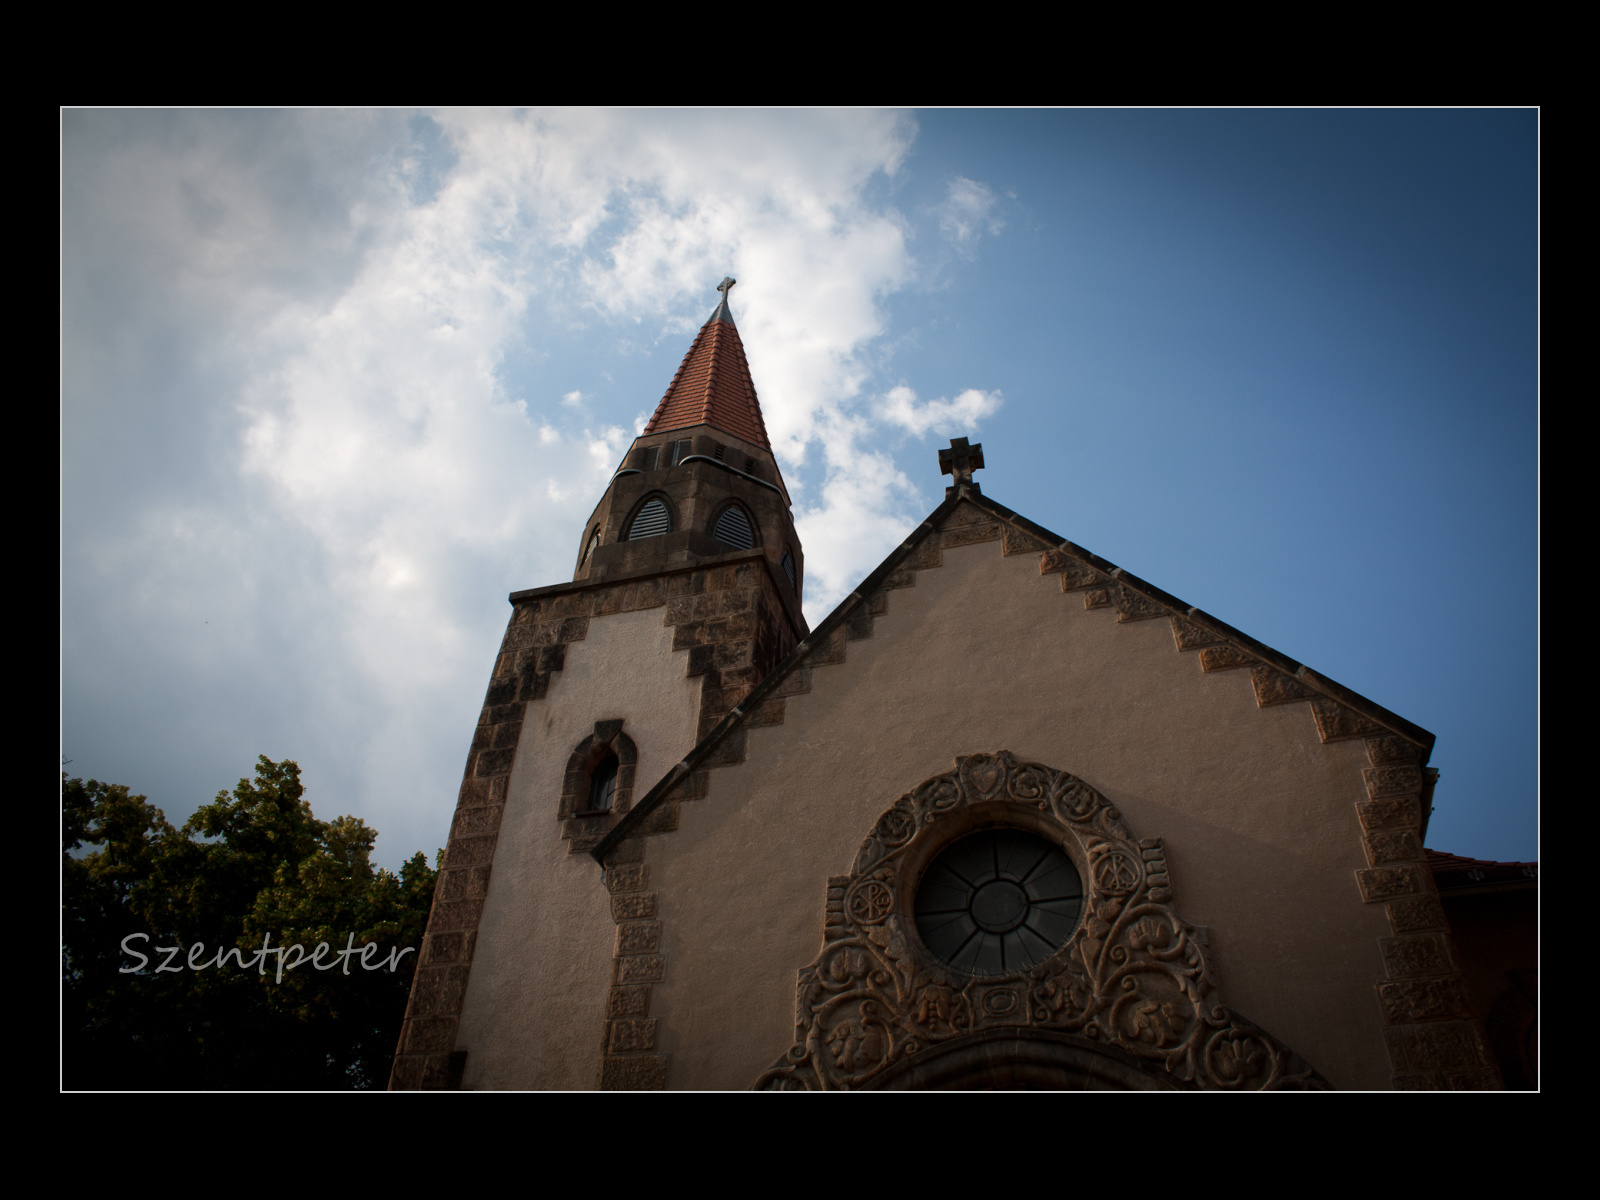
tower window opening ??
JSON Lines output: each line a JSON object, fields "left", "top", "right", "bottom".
{"left": 713, "top": 443, "right": 726, "bottom": 462}
{"left": 586, "top": 754, "right": 619, "bottom": 813}
{"left": 627, "top": 497, "right": 671, "bottom": 540}
{"left": 671, "top": 440, "right": 692, "bottom": 465}
{"left": 640, "top": 446, "right": 660, "bottom": 472}
{"left": 712, "top": 505, "right": 755, "bottom": 550}
{"left": 782, "top": 550, "right": 797, "bottom": 590}
{"left": 559, "top": 721, "right": 637, "bottom": 834}
{"left": 580, "top": 528, "right": 600, "bottom": 566}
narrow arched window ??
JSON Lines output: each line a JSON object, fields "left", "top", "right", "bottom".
{"left": 627, "top": 498, "right": 671, "bottom": 540}
{"left": 559, "top": 722, "right": 638, "bottom": 840}
{"left": 782, "top": 550, "right": 797, "bottom": 590}
{"left": 712, "top": 505, "right": 755, "bottom": 550}
{"left": 580, "top": 528, "right": 600, "bottom": 565}
{"left": 587, "top": 754, "right": 618, "bottom": 813}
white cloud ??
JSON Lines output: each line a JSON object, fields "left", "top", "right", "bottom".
{"left": 793, "top": 445, "right": 920, "bottom": 623}
{"left": 226, "top": 107, "right": 929, "bottom": 642}
{"left": 64, "top": 109, "right": 998, "bottom": 865}
{"left": 937, "top": 176, "right": 1003, "bottom": 246}
{"left": 878, "top": 384, "right": 1003, "bottom": 437}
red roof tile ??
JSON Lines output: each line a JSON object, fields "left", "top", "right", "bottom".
{"left": 643, "top": 308, "right": 771, "bottom": 450}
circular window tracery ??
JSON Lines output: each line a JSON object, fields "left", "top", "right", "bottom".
{"left": 914, "top": 829, "right": 1083, "bottom": 976}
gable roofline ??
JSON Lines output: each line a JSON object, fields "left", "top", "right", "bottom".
{"left": 593, "top": 482, "right": 1437, "bottom": 864}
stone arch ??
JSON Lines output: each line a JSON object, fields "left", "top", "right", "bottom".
{"left": 866, "top": 1028, "right": 1176, "bottom": 1091}
{"left": 557, "top": 720, "right": 638, "bottom": 854}
{"left": 755, "top": 751, "right": 1328, "bottom": 1091}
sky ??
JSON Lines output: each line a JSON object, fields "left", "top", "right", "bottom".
{"left": 61, "top": 109, "right": 1538, "bottom": 870}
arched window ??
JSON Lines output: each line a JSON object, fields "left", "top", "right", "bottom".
{"left": 712, "top": 504, "right": 756, "bottom": 550}
{"left": 782, "top": 549, "right": 797, "bottom": 590}
{"left": 579, "top": 527, "right": 600, "bottom": 566}
{"left": 627, "top": 497, "right": 672, "bottom": 540}
{"left": 586, "top": 753, "right": 618, "bottom": 812}
{"left": 558, "top": 721, "right": 638, "bottom": 855}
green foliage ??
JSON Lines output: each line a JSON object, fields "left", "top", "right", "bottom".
{"left": 62, "top": 757, "right": 438, "bottom": 1090}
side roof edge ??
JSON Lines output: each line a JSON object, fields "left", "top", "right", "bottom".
{"left": 593, "top": 482, "right": 1437, "bottom": 864}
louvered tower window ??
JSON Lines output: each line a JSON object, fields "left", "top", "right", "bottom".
{"left": 712, "top": 506, "right": 755, "bottom": 550}
{"left": 627, "top": 498, "right": 671, "bottom": 540}
{"left": 580, "top": 528, "right": 600, "bottom": 565}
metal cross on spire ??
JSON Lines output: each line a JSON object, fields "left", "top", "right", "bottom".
{"left": 711, "top": 276, "right": 737, "bottom": 324}
{"left": 939, "top": 437, "right": 985, "bottom": 487}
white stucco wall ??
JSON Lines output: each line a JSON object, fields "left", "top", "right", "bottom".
{"left": 455, "top": 605, "right": 702, "bottom": 1088}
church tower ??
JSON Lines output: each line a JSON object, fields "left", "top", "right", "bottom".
{"left": 390, "top": 280, "right": 808, "bottom": 1090}
{"left": 572, "top": 277, "right": 806, "bottom": 655}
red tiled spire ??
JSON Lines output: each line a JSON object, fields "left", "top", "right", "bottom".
{"left": 643, "top": 278, "right": 771, "bottom": 450}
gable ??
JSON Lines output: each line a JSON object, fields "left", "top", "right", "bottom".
{"left": 588, "top": 485, "right": 1455, "bottom": 1088}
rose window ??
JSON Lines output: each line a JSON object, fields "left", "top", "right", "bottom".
{"left": 914, "top": 829, "right": 1083, "bottom": 975}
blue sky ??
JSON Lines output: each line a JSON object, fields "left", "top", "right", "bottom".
{"left": 61, "top": 109, "right": 1537, "bottom": 868}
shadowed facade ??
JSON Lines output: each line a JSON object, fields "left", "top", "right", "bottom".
{"left": 391, "top": 282, "right": 1524, "bottom": 1091}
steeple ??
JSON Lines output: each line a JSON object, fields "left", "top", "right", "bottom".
{"left": 568, "top": 279, "right": 806, "bottom": 634}
{"left": 643, "top": 277, "right": 771, "bottom": 450}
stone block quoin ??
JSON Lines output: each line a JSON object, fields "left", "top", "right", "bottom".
{"left": 597, "top": 842, "right": 670, "bottom": 1089}
{"left": 659, "top": 559, "right": 800, "bottom": 741}
{"left": 1350, "top": 732, "right": 1501, "bottom": 1090}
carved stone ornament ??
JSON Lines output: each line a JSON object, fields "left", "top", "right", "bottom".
{"left": 755, "top": 752, "right": 1328, "bottom": 1091}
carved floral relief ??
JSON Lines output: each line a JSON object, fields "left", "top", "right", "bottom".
{"left": 755, "top": 752, "right": 1326, "bottom": 1091}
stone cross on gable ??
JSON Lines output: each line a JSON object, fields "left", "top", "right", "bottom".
{"left": 939, "top": 437, "right": 985, "bottom": 485}
{"left": 718, "top": 276, "right": 737, "bottom": 299}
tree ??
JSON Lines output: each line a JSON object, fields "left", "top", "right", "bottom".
{"left": 62, "top": 757, "right": 437, "bottom": 1089}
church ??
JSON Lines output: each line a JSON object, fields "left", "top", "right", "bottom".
{"left": 389, "top": 281, "right": 1525, "bottom": 1090}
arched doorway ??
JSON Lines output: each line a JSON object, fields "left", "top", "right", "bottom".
{"left": 867, "top": 1029, "right": 1177, "bottom": 1090}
